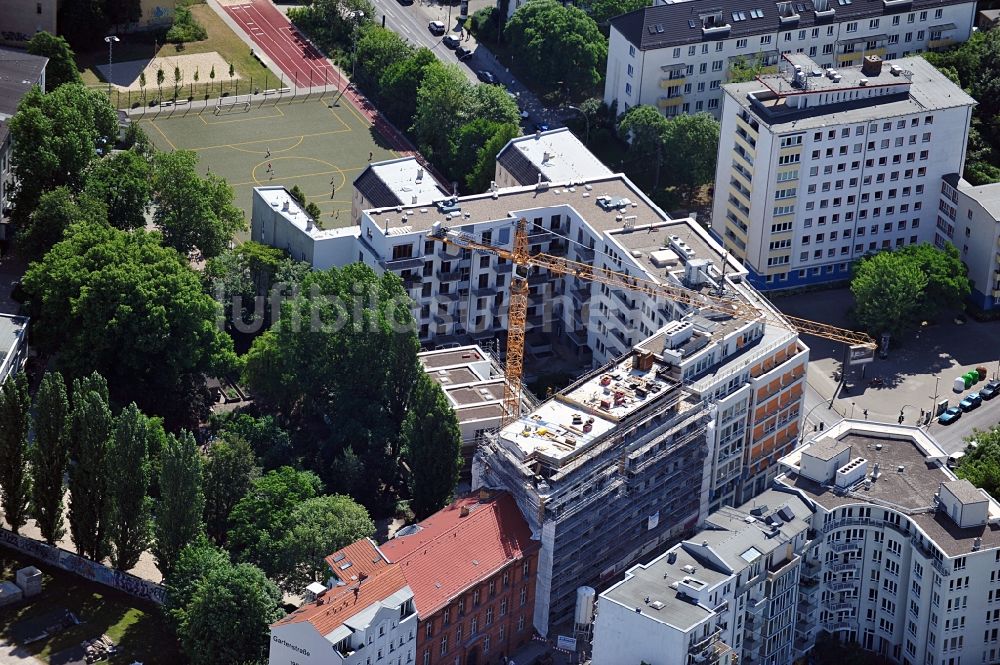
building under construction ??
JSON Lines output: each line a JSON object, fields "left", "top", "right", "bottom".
{"left": 473, "top": 345, "right": 714, "bottom": 636}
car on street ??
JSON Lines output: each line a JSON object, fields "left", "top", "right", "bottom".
{"left": 397, "top": 0, "right": 414, "bottom": 5}
{"left": 980, "top": 379, "right": 1000, "bottom": 400}
{"left": 428, "top": 21, "right": 446, "bottom": 35}
{"left": 960, "top": 392, "right": 983, "bottom": 411}
{"left": 443, "top": 34, "right": 461, "bottom": 48}
{"left": 456, "top": 46, "right": 474, "bottom": 61}
{"left": 476, "top": 70, "right": 498, "bottom": 84}
{"left": 938, "top": 406, "right": 963, "bottom": 425}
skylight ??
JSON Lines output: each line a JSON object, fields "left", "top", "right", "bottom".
{"left": 740, "top": 546, "right": 762, "bottom": 562}
{"left": 750, "top": 8, "right": 765, "bottom": 18}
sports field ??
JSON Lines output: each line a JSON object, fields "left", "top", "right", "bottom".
{"left": 139, "top": 94, "right": 399, "bottom": 230}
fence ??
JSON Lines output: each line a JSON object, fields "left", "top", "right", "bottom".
{"left": 0, "top": 527, "right": 166, "bottom": 605}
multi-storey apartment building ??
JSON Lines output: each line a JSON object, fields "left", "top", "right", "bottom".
{"left": 711, "top": 53, "right": 975, "bottom": 289}
{"left": 937, "top": 175, "right": 1000, "bottom": 311}
{"left": 592, "top": 487, "right": 813, "bottom": 665}
{"left": 379, "top": 493, "right": 538, "bottom": 665}
{"left": 1, "top": 47, "right": 47, "bottom": 228}
{"left": 777, "top": 420, "right": 1000, "bottom": 663}
{"left": 604, "top": 0, "right": 975, "bottom": 119}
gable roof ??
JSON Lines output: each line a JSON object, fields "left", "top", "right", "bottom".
{"left": 272, "top": 565, "right": 410, "bottom": 638}
{"left": 0, "top": 48, "right": 48, "bottom": 119}
{"left": 354, "top": 167, "right": 404, "bottom": 208}
{"left": 496, "top": 142, "right": 544, "bottom": 186}
{"left": 379, "top": 492, "right": 537, "bottom": 618}
{"left": 611, "top": 0, "right": 969, "bottom": 51}
{"left": 324, "top": 538, "right": 391, "bottom": 584}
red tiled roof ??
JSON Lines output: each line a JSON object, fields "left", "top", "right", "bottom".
{"left": 324, "top": 538, "right": 390, "bottom": 584}
{"left": 379, "top": 492, "right": 537, "bottom": 619}
{"left": 272, "top": 565, "right": 409, "bottom": 637}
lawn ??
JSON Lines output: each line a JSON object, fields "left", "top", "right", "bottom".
{"left": 0, "top": 549, "right": 182, "bottom": 665}
{"left": 78, "top": 3, "right": 271, "bottom": 101}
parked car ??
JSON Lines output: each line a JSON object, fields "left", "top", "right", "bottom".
{"left": 938, "top": 406, "right": 963, "bottom": 425}
{"left": 428, "top": 20, "right": 446, "bottom": 35}
{"left": 960, "top": 392, "right": 983, "bottom": 412}
{"left": 980, "top": 379, "right": 1000, "bottom": 400}
{"left": 443, "top": 34, "right": 461, "bottom": 49}
{"left": 476, "top": 70, "right": 498, "bottom": 84}
{"left": 456, "top": 46, "right": 474, "bottom": 61}
{"left": 534, "top": 122, "right": 550, "bottom": 132}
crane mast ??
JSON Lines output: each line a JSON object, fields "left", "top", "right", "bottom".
{"left": 429, "top": 219, "right": 875, "bottom": 425}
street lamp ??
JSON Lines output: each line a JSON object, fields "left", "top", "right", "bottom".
{"left": 349, "top": 11, "right": 365, "bottom": 82}
{"left": 104, "top": 35, "right": 120, "bottom": 96}
{"left": 566, "top": 105, "right": 590, "bottom": 145}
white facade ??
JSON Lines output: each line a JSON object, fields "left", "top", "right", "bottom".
{"left": 593, "top": 488, "right": 813, "bottom": 665}
{"left": 711, "top": 54, "right": 975, "bottom": 289}
{"left": 778, "top": 420, "right": 1000, "bottom": 663}
{"left": 250, "top": 186, "right": 361, "bottom": 269}
{"left": 0, "top": 314, "right": 27, "bottom": 384}
{"left": 604, "top": 0, "right": 976, "bottom": 119}
{"left": 937, "top": 176, "right": 1000, "bottom": 311}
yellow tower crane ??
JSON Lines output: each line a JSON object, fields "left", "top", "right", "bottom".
{"left": 430, "top": 218, "right": 875, "bottom": 425}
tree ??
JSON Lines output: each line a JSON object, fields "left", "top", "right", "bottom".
{"left": 467, "top": 122, "right": 521, "bottom": 193}
{"left": 139, "top": 71, "right": 147, "bottom": 101}
{"left": 26, "top": 32, "right": 82, "bottom": 91}
{"left": 287, "top": 0, "right": 375, "bottom": 54}
{"left": 896, "top": 243, "right": 970, "bottom": 318}
{"left": 163, "top": 538, "right": 231, "bottom": 631}
{"left": 276, "top": 495, "right": 375, "bottom": 591}
{"left": 354, "top": 25, "right": 412, "bottom": 93}
{"left": 379, "top": 48, "right": 436, "bottom": 126}
{"left": 156, "top": 66, "right": 165, "bottom": 100}
{"left": 173, "top": 65, "right": 183, "bottom": 99}
{"left": 107, "top": 404, "right": 156, "bottom": 571}
{"left": 618, "top": 104, "right": 670, "bottom": 188}
{"left": 166, "top": 6, "right": 207, "bottom": 44}
{"left": 956, "top": 426, "right": 1000, "bottom": 499}
{"left": 210, "top": 412, "right": 293, "bottom": 471}
{"left": 22, "top": 223, "right": 236, "bottom": 429}
{"left": 30, "top": 372, "right": 71, "bottom": 545}
{"left": 68, "top": 372, "right": 113, "bottom": 560}
{"left": 202, "top": 436, "right": 258, "bottom": 546}
{"left": 503, "top": 0, "right": 606, "bottom": 99}
{"left": 226, "top": 467, "right": 322, "bottom": 576}
{"left": 412, "top": 61, "right": 473, "bottom": 160}
{"left": 180, "top": 562, "right": 283, "bottom": 665}
{"left": 470, "top": 6, "right": 500, "bottom": 42}
{"left": 7, "top": 84, "right": 117, "bottom": 224}
{"left": 154, "top": 431, "right": 205, "bottom": 577}
{"left": 662, "top": 113, "right": 721, "bottom": 195}
{"left": 242, "top": 265, "right": 421, "bottom": 507}
{"left": 447, "top": 118, "right": 510, "bottom": 187}
{"left": 209, "top": 65, "right": 216, "bottom": 94}
{"left": 84, "top": 150, "right": 153, "bottom": 231}
{"left": 152, "top": 150, "right": 246, "bottom": 258}
{"left": 576, "top": 0, "right": 648, "bottom": 26}
{"left": 727, "top": 54, "right": 769, "bottom": 83}
{"left": 20, "top": 186, "right": 104, "bottom": 261}
{"left": 402, "top": 373, "right": 462, "bottom": 519}
{"left": 469, "top": 83, "right": 522, "bottom": 127}
{"left": 851, "top": 250, "right": 928, "bottom": 338}
{"left": 0, "top": 373, "right": 31, "bottom": 534}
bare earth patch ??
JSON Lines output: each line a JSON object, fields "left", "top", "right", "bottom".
{"left": 113, "top": 51, "right": 241, "bottom": 92}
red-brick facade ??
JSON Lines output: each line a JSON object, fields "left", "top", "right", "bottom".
{"left": 417, "top": 551, "right": 538, "bottom": 665}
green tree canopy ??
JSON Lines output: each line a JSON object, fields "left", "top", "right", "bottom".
{"left": 576, "top": 0, "right": 648, "bottom": 27}
{"left": 30, "top": 372, "right": 71, "bottom": 545}
{"left": 20, "top": 186, "right": 105, "bottom": 261}
{"left": 163, "top": 537, "right": 232, "bottom": 632}
{"left": 503, "top": 0, "right": 606, "bottom": 99}
{"left": 618, "top": 105, "right": 669, "bottom": 158}
{"left": 26, "top": 32, "right": 82, "bottom": 91}
{"left": 22, "top": 223, "right": 236, "bottom": 428}
{"left": 84, "top": 149, "right": 153, "bottom": 231}
{"left": 202, "top": 436, "right": 259, "bottom": 546}
{"left": 152, "top": 150, "right": 246, "bottom": 258}
{"left": 226, "top": 466, "right": 322, "bottom": 577}
{"left": 0, "top": 373, "right": 32, "bottom": 534}
{"left": 287, "top": 0, "right": 375, "bottom": 53}
{"left": 154, "top": 431, "right": 205, "bottom": 577}
{"left": 209, "top": 412, "right": 294, "bottom": 471}
{"left": 276, "top": 494, "right": 375, "bottom": 591}
{"left": 107, "top": 403, "right": 156, "bottom": 571}
{"left": 379, "top": 48, "right": 436, "bottom": 127}
{"left": 412, "top": 61, "right": 474, "bottom": 160}
{"left": 851, "top": 250, "right": 928, "bottom": 338}
{"left": 956, "top": 426, "right": 1000, "bottom": 500}
{"left": 661, "top": 113, "right": 721, "bottom": 194}
{"left": 466, "top": 122, "right": 521, "bottom": 193}
{"left": 8, "top": 84, "right": 117, "bottom": 224}
{"left": 402, "top": 373, "right": 462, "bottom": 519}
{"left": 896, "top": 243, "right": 970, "bottom": 318}
{"left": 180, "top": 562, "right": 284, "bottom": 665}
{"left": 354, "top": 25, "right": 413, "bottom": 92}
{"left": 68, "top": 372, "right": 113, "bottom": 561}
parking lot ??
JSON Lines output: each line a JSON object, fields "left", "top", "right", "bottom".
{"left": 774, "top": 288, "right": 1000, "bottom": 453}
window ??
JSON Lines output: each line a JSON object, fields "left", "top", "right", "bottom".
{"left": 629, "top": 45, "right": 636, "bottom": 57}
{"left": 736, "top": 38, "right": 748, "bottom": 48}
{"left": 440, "top": 635, "right": 448, "bottom": 656}
{"left": 712, "top": 60, "right": 723, "bottom": 71}
{"left": 425, "top": 623, "right": 433, "bottom": 638}
{"left": 760, "top": 35, "right": 772, "bottom": 45}
{"left": 625, "top": 83, "right": 632, "bottom": 96}
{"left": 520, "top": 587, "right": 528, "bottom": 606}
{"left": 626, "top": 64, "right": 634, "bottom": 77}
{"left": 673, "top": 47, "right": 681, "bottom": 58}
{"left": 869, "top": 18, "right": 879, "bottom": 28}
{"left": 846, "top": 21, "right": 857, "bottom": 32}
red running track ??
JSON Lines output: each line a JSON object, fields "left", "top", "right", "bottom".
{"left": 222, "top": 0, "right": 425, "bottom": 165}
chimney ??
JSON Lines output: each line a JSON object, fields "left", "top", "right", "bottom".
{"left": 417, "top": 167, "right": 424, "bottom": 181}
{"left": 542, "top": 151, "right": 550, "bottom": 163}
{"left": 535, "top": 130, "right": 541, "bottom": 140}
{"left": 281, "top": 199, "right": 289, "bottom": 212}
{"left": 861, "top": 55, "right": 883, "bottom": 77}
{"left": 460, "top": 505, "right": 471, "bottom": 517}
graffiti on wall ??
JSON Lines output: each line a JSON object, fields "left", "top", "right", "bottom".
{"left": 0, "top": 527, "right": 166, "bottom": 604}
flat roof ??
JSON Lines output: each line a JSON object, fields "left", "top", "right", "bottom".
{"left": 498, "top": 128, "right": 613, "bottom": 186}
{"left": 365, "top": 174, "right": 671, "bottom": 236}
{"left": 952, "top": 176, "right": 1000, "bottom": 220}
{"left": 355, "top": 157, "right": 448, "bottom": 209}
{"left": 726, "top": 57, "right": 976, "bottom": 131}
{"left": 0, "top": 315, "right": 27, "bottom": 356}
{"left": 255, "top": 186, "right": 361, "bottom": 238}
{"left": 0, "top": 48, "right": 47, "bottom": 119}
{"left": 418, "top": 345, "right": 506, "bottom": 426}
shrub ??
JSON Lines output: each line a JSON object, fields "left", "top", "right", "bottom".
{"left": 166, "top": 7, "right": 208, "bottom": 44}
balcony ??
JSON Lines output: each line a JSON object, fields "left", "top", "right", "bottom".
{"left": 829, "top": 541, "right": 861, "bottom": 554}
{"left": 830, "top": 562, "right": 857, "bottom": 574}
{"left": 767, "top": 555, "right": 799, "bottom": 581}
{"left": 823, "top": 600, "right": 854, "bottom": 612}
{"left": 575, "top": 246, "right": 595, "bottom": 261}
{"left": 436, "top": 269, "right": 463, "bottom": 282}
{"left": 658, "top": 95, "right": 684, "bottom": 109}
{"left": 660, "top": 76, "right": 686, "bottom": 89}
{"left": 382, "top": 256, "right": 424, "bottom": 271}
{"left": 828, "top": 580, "right": 858, "bottom": 592}
{"left": 929, "top": 38, "right": 955, "bottom": 49}
{"left": 746, "top": 595, "right": 766, "bottom": 615}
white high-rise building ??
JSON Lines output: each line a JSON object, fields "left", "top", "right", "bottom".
{"left": 711, "top": 53, "right": 975, "bottom": 290}
{"left": 937, "top": 176, "right": 1000, "bottom": 312}
{"left": 603, "top": 0, "right": 976, "bottom": 119}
